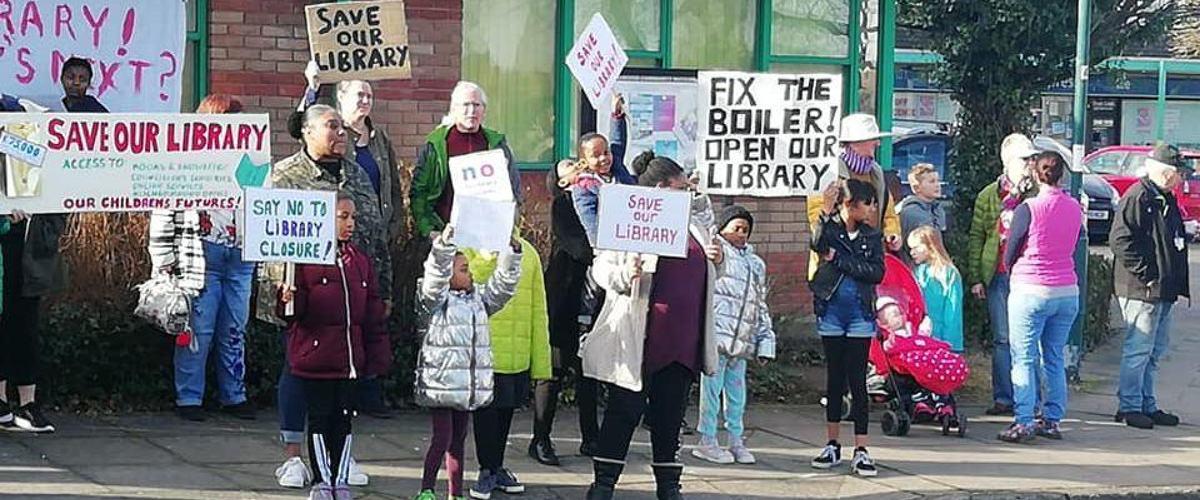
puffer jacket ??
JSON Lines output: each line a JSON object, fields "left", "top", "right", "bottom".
{"left": 713, "top": 239, "right": 776, "bottom": 360}
{"left": 463, "top": 237, "right": 552, "bottom": 380}
{"left": 415, "top": 235, "right": 522, "bottom": 411}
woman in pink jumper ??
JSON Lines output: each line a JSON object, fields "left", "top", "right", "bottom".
{"left": 997, "top": 142, "right": 1083, "bottom": 443}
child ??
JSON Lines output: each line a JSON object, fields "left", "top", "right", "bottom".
{"left": 692, "top": 205, "right": 776, "bottom": 465}
{"left": 58, "top": 57, "right": 109, "bottom": 113}
{"left": 875, "top": 297, "right": 932, "bottom": 351}
{"left": 808, "top": 179, "right": 885, "bottom": 477}
{"left": 414, "top": 226, "right": 522, "bottom": 500}
{"left": 907, "top": 226, "right": 964, "bottom": 352}
{"left": 277, "top": 194, "right": 390, "bottom": 500}
{"left": 873, "top": 298, "right": 970, "bottom": 416}
{"left": 569, "top": 94, "right": 637, "bottom": 246}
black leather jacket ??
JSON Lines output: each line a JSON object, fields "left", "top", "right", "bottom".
{"left": 809, "top": 213, "right": 885, "bottom": 319}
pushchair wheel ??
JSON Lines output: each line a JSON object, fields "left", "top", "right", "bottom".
{"left": 882, "top": 410, "right": 910, "bottom": 437}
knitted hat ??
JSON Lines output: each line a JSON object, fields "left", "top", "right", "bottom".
{"left": 719, "top": 205, "right": 754, "bottom": 235}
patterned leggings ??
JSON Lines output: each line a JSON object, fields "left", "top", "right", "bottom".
{"left": 697, "top": 355, "right": 748, "bottom": 441}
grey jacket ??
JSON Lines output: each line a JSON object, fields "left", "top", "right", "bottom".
{"left": 713, "top": 240, "right": 776, "bottom": 360}
{"left": 898, "top": 195, "right": 947, "bottom": 240}
{"left": 414, "top": 235, "right": 522, "bottom": 411}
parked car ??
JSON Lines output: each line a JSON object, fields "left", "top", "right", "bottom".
{"left": 1083, "top": 145, "right": 1200, "bottom": 238}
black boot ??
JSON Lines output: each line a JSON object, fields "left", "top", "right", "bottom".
{"left": 528, "top": 436, "right": 561, "bottom": 466}
{"left": 652, "top": 464, "right": 684, "bottom": 500}
{"left": 586, "top": 459, "right": 623, "bottom": 500}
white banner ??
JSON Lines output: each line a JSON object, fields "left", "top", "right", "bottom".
{"left": 243, "top": 187, "right": 337, "bottom": 265}
{"left": 566, "top": 13, "right": 628, "bottom": 109}
{"left": 696, "top": 70, "right": 843, "bottom": 197}
{"left": 0, "top": 0, "right": 187, "bottom": 112}
{"left": 595, "top": 184, "right": 690, "bottom": 258}
{"left": 450, "top": 194, "right": 515, "bottom": 253}
{"left": 448, "top": 148, "right": 512, "bottom": 201}
{"left": 0, "top": 113, "right": 272, "bottom": 214}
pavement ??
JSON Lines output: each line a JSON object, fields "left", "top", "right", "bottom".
{"left": 3, "top": 254, "right": 1200, "bottom": 499}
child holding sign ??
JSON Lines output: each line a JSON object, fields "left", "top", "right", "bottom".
{"left": 277, "top": 193, "right": 391, "bottom": 500}
{"left": 414, "top": 226, "right": 523, "bottom": 500}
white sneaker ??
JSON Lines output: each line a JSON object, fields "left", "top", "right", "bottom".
{"left": 690, "top": 439, "right": 735, "bottom": 464}
{"left": 275, "top": 457, "right": 311, "bottom": 489}
{"left": 347, "top": 456, "right": 369, "bottom": 486}
{"left": 850, "top": 448, "right": 878, "bottom": 477}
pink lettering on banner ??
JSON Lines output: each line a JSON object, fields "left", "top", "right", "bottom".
{"left": 0, "top": 1, "right": 185, "bottom": 112}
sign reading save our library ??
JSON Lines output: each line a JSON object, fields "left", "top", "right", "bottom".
{"left": 0, "top": 113, "right": 271, "bottom": 214}
{"left": 306, "top": 0, "right": 412, "bottom": 81}
{"left": 595, "top": 184, "right": 690, "bottom": 258}
{"left": 566, "top": 13, "right": 628, "bottom": 109}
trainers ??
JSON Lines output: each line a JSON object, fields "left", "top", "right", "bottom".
{"left": 1115, "top": 411, "right": 1155, "bottom": 429}
{"left": 469, "top": 469, "right": 497, "bottom": 499}
{"left": 810, "top": 441, "right": 842, "bottom": 469}
{"left": 850, "top": 447, "right": 878, "bottom": 477}
{"left": 691, "top": 437, "right": 735, "bottom": 464}
{"left": 1035, "top": 420, "right": 1062, "bottom": 440}
{"left": 275, "top": 456, "right": 311, "bottom": 489}
{"left": 985, "top": 403, "right": 1014, "bottom": 416}
{"left": 347, "top": 456, "right": 369, "bottom": 486}
{"left": 729, "top": 440, "right": 756, "bottom": 465}
{"left": 13, "top": 403, "right": 54, "bottom": 433}
{"left": 307, "top": 484, "right": 334, "bottom": 500}
{"left": 0, "top": 405, "right": 19, "bottom": 432}
{"left": 495, "top": 468, "right": 525, "bottom": 494}
{"left": 332, "top": 484, "right": 352, "bottom": 500}
{"left": 414, "top": 490, "right": 437, "bottom": 500}
{"left": 221, "top": 401, "right": 256, "bottom": 420}
{"left": 997, "top": 422, "right": 1036, "bottom": 443}
{"left": 175, "top": 405, "right": 206, "bottom": 422}
{"left": 1149, "top": 410, "right": 1180, "bottom": 427}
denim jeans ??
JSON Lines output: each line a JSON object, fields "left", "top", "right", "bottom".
{"left": 174, "top": 241, "right": 254, "bottom": 407}
{"left": 279, "top": 333, "right": 308, "bottom": 444}
{"left": 987, "top": 274, "right": 1013, "bottom": 406}
{"left": 697, "top": 355, "right": 747, "bottom": 441}
{"left": 1008, "top": 292, "right": 1079, "bottom": 426}
{"left": 1116, "top": 298, "right": 1173, "bottom": 414}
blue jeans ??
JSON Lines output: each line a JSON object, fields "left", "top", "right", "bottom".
{"left": 174, "top": 241, "right": 254, "bottom": 407}
{"left": 1116, "top": 298, "right": 1173, "bottom": 415}
{"left": 279, "top": 333, "right": 308, "bottom": 444}
{"left": 1008, "top": 292, "right": 1079, "bottom": 425}
{"left": 988, "top": 274, "right": 1013, "bottom": 406}
{"left": 697, "top": 355, "right": 748, "bottom": 441}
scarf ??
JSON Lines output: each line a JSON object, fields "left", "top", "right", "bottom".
{"left": 840, "top": 147, "right": 876, "bottom": 175}
{"left": 995, "top": 175, "right": 1023, "bottom": 275}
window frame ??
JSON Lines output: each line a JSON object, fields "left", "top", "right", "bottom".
{"left": 187, "top": 0, "right": 209, "bottom": 111}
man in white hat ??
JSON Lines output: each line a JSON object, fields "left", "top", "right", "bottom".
{"left": 806, "top": 113, "right": 901, "bottom": 279}
{"left": 1109, "top": 143, "right": 1188, "bottom": 430}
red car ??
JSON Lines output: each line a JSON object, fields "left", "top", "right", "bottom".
{"left": 1083, "top": 145, "right": 1200, "bottom": 237}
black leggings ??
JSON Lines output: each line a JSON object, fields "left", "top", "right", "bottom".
{"left": 304, "top": 379, "right": 354, "bottom": 486}
{"left": 0, "top": 223, "right": 39, "bottom": 388}
{"left": 596, "top": 362, "right": 692, "bottom": 465}
{"left": 473, "top": 405, "right": 515, "bottom": 471}
{"left": 823, "top": 336, "right": 871, "bottom": 436}
{"left": 532, "top": 348, "right": 600, "bottom": 445}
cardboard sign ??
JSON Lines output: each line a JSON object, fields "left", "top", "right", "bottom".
{"left": 306, "top": 0, "right": 412, "bottom": 81}
{"left": 450, "top": 194, "right": 515, "bottom": 253}
{"left": 566, "top": 13, "right": 628, "bottom": 109}
{"left": 448, "top": 148, "right": 512, "bottom": 202}
{"left": 0, "top": 113, "right": 272, "bottom": 214}
{"left": 0, "top": 0, "right": 186, "bottom": 112}
{"left": 696, "top": 70, "right": 844, "bottom": 197}
{"left": 595, "top": 184, "right": 690, "bottom": 258}
{"left": 243, "top": 187, "right": 337, "bottom": 265}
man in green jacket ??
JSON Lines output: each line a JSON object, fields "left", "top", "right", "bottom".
{"left": 410, "top": 81, "right": 520, "bottom": 239}
{"left": 966, "top": 133, "right": 1037, "bottom": 416}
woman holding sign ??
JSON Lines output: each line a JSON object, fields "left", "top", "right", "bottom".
{"left": 580, "top": 153, "right": 724, "bottom": 500}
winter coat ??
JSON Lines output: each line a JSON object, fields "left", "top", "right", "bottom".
{"left": 809, "top": 214, "right": 886, "bottom": 320}
{"left": 410, "top": 125, "right": 520, "bottom": 237}
{"left": 463, "top": 237, "right": 552, "bottom": 380}
{"left": 544, "top": 174, "right": 593, "bottom": 350}
{"left": 913, "top": 264, "right": 964, "bottom": 352}
{"left": 1, "top": 215, "right": 69, "bottom": 298}
{"left": 898, "top": 195, "right": 947, "bottom": 240}
{"left": 346, "top": 121, "right": 407, "bottom": 250}
{"left": 279, "top": 243, "right": 390, "bottom": 380}
{"left": 966, "top": 181, "right": 1004, "bottom": 288}
{"left": 806, "top": 158, "right": 899, "bottom": 279}
{"left": 148, "top": 210, "right": 206, "bottom": 294}
{"left": 1111, "top": 178, "right": 1190, "bottom": 303}
{"left": 415, "top": 236, "right": 522, "bottom": 411}
{"left": 712, "top": 239, "right": 776, "bottom": 360}
{"left": 580, "top": 195, "right": 725, "bottom": 392}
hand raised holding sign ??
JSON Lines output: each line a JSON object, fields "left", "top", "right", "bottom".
{"left": 704, "top": 237, "right": 724, "bottom": 265}
{"left": 305, "top": 60, "right": 322, "bottom": 91}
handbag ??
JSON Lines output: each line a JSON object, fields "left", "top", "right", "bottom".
{"left": 134, "top": 275, "right": 198, "bottom": 352}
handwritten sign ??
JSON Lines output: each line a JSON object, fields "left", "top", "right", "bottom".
{"left": 566, "top": 13, "right": 628, "bottom": 109}
{"left": 243, "top": 187, "right": 337, "bottom": 265}
{"left": 595, "top": 184, "right": 690, "bottom": 258}
{"left": 450, "top": 194, "right": 515, "bottom": 253}
{"left": 0, "top": 1, "right": 186, "bottom": 112}
{"left": 306, "top": 0, "right": 411, "bottom": 81}
{"left": 0, "top": 113, "right": 271, "bottom": 214}
{"left": 697, "top": 70, "right": 844, "bottom": 197}
{"left": 0, "top": 130, "right": 47, "bottom": 166}
{"left": 448, "top": 148, "right": 512, "bottom": 202}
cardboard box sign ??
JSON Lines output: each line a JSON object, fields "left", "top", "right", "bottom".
{"left": 306, "top": 0, "right": 412, "bottom": 81}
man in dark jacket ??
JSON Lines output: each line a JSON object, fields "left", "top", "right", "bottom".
{"left": 1109, "top": 144, "right": 1190, "bottom": 430}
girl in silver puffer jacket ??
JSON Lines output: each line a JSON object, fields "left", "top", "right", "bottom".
{"left": 414, "top": 226, "right": 522, "bottom": 500}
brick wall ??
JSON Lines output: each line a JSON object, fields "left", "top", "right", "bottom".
{"left": 207, "top": 0, "right": 462, "bottom": 164}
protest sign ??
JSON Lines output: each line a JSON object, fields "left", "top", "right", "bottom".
{"left": 0, "top": 113, "right": 272, "bottom": 214}
{"left": 696, "top": 70, "right": 844, "bottom": 197}
{"left": 243, "top": 187, "right": 337, "bottom": 265}
{"left": 450, "top": 195, "right": 515, "bottom": 253}
{"left": 566, "top": 13, "right": 628, "bottom": 109}
{"left": 306, "top": 0, "right": 412, "bottom": 81}
{"left": 595, "top": 184, "right": 690, "bottom": 258}
{"left": 448, "top": 148, "right": 512, "bottom": 202}
{"left": 0, "top": 1, "right": 186, "bottom": 112}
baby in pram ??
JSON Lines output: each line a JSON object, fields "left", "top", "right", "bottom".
{"left": 870, "top": 296, "right": 969, "bottom": 427}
